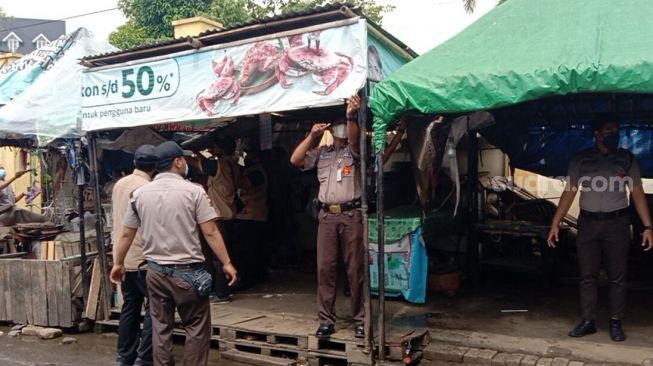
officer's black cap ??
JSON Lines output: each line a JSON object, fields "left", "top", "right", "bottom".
{"left": 155, "top": 141, "right": 193, "bottom": 167}
{"left": 134, "top": 144, "right": 158, "bottom": 164}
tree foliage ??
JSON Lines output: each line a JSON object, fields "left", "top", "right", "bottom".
{"left": 108, "top": 20, "right": 152, "bottom": 50}
{"left": 109, "top": 0, "right": 394, "bottom": 49}
{"left": 463, "top": 0, "right": 506, "bottom": 14}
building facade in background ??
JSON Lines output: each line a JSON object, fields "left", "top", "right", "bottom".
{"left": 0, "top": 17, "right": 65, "bottom": 55}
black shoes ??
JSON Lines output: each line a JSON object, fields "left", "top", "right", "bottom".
{"left": 568, "top": 319, "right": 597, "bottom": 337}
{"left": 568, "top": 318, "right": 626, "bottom": 342}
{"left": 315, "top": 323, "right": 335, "bottom": 339}
{"left": 355, "top": 323, "right": 365, "bottom": 339}
{"left": 610, "top": 319, "right": 626, "bottom": 342}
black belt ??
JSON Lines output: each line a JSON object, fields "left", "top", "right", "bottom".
{"left": 320, "top": 199, "right": 361, "bottom": 214}
{"left": 579, "top": 208, "right": 629, "bottom": 220}
{"left": 156, "top": 262, "right": 204, "bottom": 270}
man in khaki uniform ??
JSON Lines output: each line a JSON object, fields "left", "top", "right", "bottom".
{"left": 548, "top": 113, "right": 653, "bottom": 342}
{"left": 290, "top": 95, "right": 364, "bottom": 339}
{"left": 111, "top": 141, "right": 237, "bottom": 366}
{"left": 204, "top": 136, "right": 240, "bottom": 302}
{"left": 112, "top": 145, "right": 157, "bottom": 366}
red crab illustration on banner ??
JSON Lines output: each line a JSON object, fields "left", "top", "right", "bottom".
{"left": 239, "top": 41, "right": 281, "bottom": 87}
{"left": 196, "top": 54, "right": 241, "bottom": 116}
{"left": 276, "top": 31, "right": 354, "bottom": 95}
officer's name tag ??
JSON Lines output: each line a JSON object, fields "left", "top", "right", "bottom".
{"left": 337, "top": 168, "right": 343, "bottom": 182}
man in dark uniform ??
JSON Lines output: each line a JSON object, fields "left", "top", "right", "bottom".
{"left": 112, "top": 145, "right": 157, "bottom": 366}
{"left": 547, "top": 113, "right": 653, "bottom": 342}
{"left": 290, "top": 95, "right": 364, "bottom": 339}
{"left": 111, "top": 141, "right": 238, "bottom": 365}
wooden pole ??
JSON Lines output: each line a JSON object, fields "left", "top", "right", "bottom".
{"left": 74, "top": 140, "right": 89, "bottom": 306}
{"left": 375, "top": 152, "right": 386, "bottom": 360}
{"left": 466, "top": 117, "right": 480, "bottom": 286}
{"left": 358, "top": 91, "right": 373, "bottom": 353}
{"left": 87, "top": 133, "right": 111, "bottom": 319}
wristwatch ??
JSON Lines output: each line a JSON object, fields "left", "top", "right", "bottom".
{"left": 644, "top": 224, "right": 653, "bottom": 232}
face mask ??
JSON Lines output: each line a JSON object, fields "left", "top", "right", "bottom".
{"left": 603, "top": 133, "right": 620, "bottom": 151}
{"left": 331, "top": 124, "right": 347, "bottom": 139}
{"left": 0, "top": 169, "right": 5, "bottom": 180}
{"left": 183, "top": 161, "right": 189, "bottom": 178}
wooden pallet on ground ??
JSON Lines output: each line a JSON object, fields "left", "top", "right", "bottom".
{"left": 220, "top": 349, "right": 297, "bottom": 366}
{"left": 223, "top": 314, "right": 311, "bottom": 349}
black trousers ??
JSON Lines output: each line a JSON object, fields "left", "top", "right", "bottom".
{"left": 213, "top": 220, "right": 239, "bottom": 297}
{"left": 213, "top": 220, "right": 268, "bottom": 296}
{"left": 238, "top": 220, "right": 269, "bottom": 288}
{"left": 576, "top": 215, "right": 631, "bottom": 320}
{"left": 117, "top": 270, "right": 153, "bottom": 365}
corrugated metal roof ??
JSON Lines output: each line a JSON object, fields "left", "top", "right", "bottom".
{"left": 83, "top": 3, "right": 364, "bottom": 66}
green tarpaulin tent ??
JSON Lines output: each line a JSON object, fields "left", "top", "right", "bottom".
{"left": 370, "top": 0, "right": 653, "bottom": 152}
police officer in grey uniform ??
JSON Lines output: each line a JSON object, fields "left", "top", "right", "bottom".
{"left": 290, "top": 95, "right": 365, "bottom": 339}
{"left": 111, "top": 141, "right": 238, "bottom": 365}
{"left": 548, "top": 113, "right": 653, "bottom": 342}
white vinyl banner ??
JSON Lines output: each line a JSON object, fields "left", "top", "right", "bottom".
{"left": 82, "top": 19, "right": 367, "bottom": 131}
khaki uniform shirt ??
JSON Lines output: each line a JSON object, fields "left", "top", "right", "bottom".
{"left": 111, "top": 169, "right": 150, "bottom": 271}
{"left": 206, "top": 158, "right": 236, "bottom": 220}
{"left": 123, "top": 172, "right": 218, "bottom": 265}
{"left": 567, "top": 148, "right": 642, "bottom": 213}
{"left": 236, "top": 162, "right": 268, "bottom": 222}
{"left": 0, "top": 184, "right": 16, "bottom": 213}
{"left": 304, "top": 144, "right": 361, "bottom": 205}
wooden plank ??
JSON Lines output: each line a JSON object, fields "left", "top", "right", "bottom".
{"left": 220, "top": 349, "right": 296, "bottom": 366}
{"left": 0, "top": 261, "right": 5, "bottom": 320}
{"left": 31, "top": 261, "right": 48, "bottom": 326}
{"left": 24, "top": 260, "right": 34, "bottom": 325}
{"left": 0, "top": 252, "right": 29, "bottom": 259}
{"left": 55, "top": 244, "right": 64, "bottom": 260}
{"left": 46, "top": 261, "right": 60, "bottom": 327}
{"left": 10, "top": 260, "right": 25, "bottom": 324}
{"left": 53, "top": 262, "right": 66, "bottom": 327}
{"left": 4, "top": 260, "right": 11, "bottom": 322}
{"left": 60, "top": 262, "right": 73, "bottom": 328}
{"left": 84, "top": 258, "right": 101, "bottom": 320}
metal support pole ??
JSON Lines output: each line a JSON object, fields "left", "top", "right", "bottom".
{"left": 87, "top": 133, "right": 112, "bottom": 319}
{"left": 74, "top": 140, "right": 89, "bottom": 306}
{"left": 358, "top": 93, "right": 373, "bottom": 353}
{"left": 375, "top": 152, "right": 386, "bottom": 361}
{"left": 466, "top": 118, "right": 480, "bottom": 285}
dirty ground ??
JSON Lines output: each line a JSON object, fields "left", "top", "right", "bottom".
{"left": 0, "top": 326, "right": 246, "bottom": 366}
{"left": 1, "top": 269, "right": 652, "bottom": 365}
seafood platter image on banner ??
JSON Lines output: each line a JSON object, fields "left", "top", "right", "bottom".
{"left": 81, "top": 19, "right": 368, "bottom": 130}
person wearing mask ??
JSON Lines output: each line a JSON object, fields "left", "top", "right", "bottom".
{"left": 111, "top": 141, "right": 237, "bottom": 365}
{"left": 0, "top": 166, "right": 46, "bottom": 225}
{"left": 204, "top": 136, "right": 241, "bottom": 303}
{"left": 112, "top": 145, "right": 157, "bottom": 366}
{"left": 547, "top": 113, "right": 653, "bottom": 342}
{"left": 290, "top": 95, "right": 365, "bottom": 339}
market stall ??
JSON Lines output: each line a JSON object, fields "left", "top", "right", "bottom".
{"left": 0, "top": 28, "right": 117, "bottom": 327}
{"left": 80, "top": 4, "right": 430, "bottom": 363}
{"left": 370, "top": 0, "right": 653, "bottom": 306}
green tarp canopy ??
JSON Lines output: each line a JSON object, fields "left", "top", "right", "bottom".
{"left": 369, "top": 0, "right": 653, "bottom": 152}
